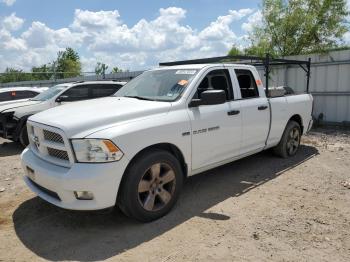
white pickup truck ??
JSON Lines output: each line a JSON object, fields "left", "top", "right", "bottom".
{"left": 21, "top": 58, "right": 313, "bottom": 222}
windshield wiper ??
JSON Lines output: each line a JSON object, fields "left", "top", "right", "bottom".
{"left": 124, "top": 95, "right": 155, "bottom": 101}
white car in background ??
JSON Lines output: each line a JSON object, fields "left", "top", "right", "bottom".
{"left": 0, "top": 87, "right": 45, "bottom": 106}
{"left": 0, "top": 81, "right": 126, "bottom": 146}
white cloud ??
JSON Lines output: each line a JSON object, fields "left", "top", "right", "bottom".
{"left": 242, "top": 11, "right": 263, "bottom": 33}
{"left": 0, "top": 28, "right": 26, "bottom": 51}
{"left": 0, "top": 7, "right": 256, "bottom": 72}
{"left": 72, "top": 9, "right": 122, "bottom": 31}
{"left": 2, "top": 13, "right": 24, "bottom": 31}
{"left": 22, "top": 22, "right": 56, "bottom": 48}
{"left": 1, "top": 0, "right": 16, "bottom": 6}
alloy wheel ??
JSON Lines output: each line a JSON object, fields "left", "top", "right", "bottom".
{"left": 137, "top": 163, "right": 176, "bottom": 212}
{"left": 287, "top": 127, "right": 300, "bottom": 155}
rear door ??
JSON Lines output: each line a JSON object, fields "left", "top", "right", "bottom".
{"left": 188, "top": 67, "right": 242, "bottom": 170}
{"left": 233, "top": 69, "right": 269, "bottom": 154}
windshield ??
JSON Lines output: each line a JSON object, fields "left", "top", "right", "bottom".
{"left": 31, "top": 85, "right": 68, "bottom": 101}
{"left": 115, "top": 69, "right": 198, "bottom": 101}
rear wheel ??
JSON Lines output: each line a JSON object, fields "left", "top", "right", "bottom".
{"left": 19, "top": 125, "right": 29, "bottom": 147}
{"left": 118, "top": 150, "right": 183, "bottom": 222}
{"left": 273, "top": 120, "right": 301, "bottom": 158}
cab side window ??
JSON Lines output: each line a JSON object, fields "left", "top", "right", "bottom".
{"left": 194, "top": 69, "right": 233, "bottom": 101}
{"left": 12, "top": 91, "right": 39, "bottom": 100}
{"left": 235, "top": 69, "right": 259, "bottom": 99}
{"left": 0, "top": 92, "right": 12, "bottom": 102}
{"left": 91, "top": 84, "right": 122, "bottom": 98}
{"left": 61, "top": 85, "right": 89, "bottom": 101}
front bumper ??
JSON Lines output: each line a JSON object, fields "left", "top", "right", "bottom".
{"left": 21, "top": 148, "right": 129, "bottom": 210}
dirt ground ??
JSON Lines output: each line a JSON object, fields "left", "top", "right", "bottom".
{"left": 0, "top": 128, "right": 349, "bottom": 262}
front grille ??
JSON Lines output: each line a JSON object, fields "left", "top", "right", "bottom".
{"left": 43, "top": 129, "right": 64, "bottom": 144}
{"left": 28, "top": 122, "right": 72, "bottom": 167}
{"left": 47, "top": 147, "right": 69, "bottom": 161}
{"left": 28, "top": 177, "right": 61, "bottom": 201}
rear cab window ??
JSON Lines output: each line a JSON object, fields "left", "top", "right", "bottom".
{"left": 235, "top": 69, "right": 260, "bottom": 99}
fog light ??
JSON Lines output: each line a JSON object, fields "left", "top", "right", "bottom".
{"left": 74, "top": 191, "right": 94, "bottom": 200}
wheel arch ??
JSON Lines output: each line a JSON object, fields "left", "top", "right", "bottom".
{"left": 128, "top": 143, "right": 187, "bottom": 177}
{"left": 289, "top": 114, "right": 303, "bottom": 134}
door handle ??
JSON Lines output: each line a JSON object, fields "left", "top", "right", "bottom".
{"left": 227, "top": 110, "right": 240, "bottom": 116}
{"left": 258, "top": 105, "right": 268, "bottom": 110}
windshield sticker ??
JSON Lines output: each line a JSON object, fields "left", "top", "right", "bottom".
{"left": 175, "top": 70, "right": 196, "bottom": 75}
{"left": 177, "top": 80, "right": 189, "bottom": 86}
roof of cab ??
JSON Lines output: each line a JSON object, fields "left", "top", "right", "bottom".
{"left": 156, "top": 63, "right": 257, "bottom": 71}
{"left": 54, "top": 80, "right": 127, "bottom": 87}
{"left": 0, "top": 87, "right": 42, "bottom": 93}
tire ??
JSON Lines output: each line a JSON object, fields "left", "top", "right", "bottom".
{"left": 19, "top": 125, "right": 29, "bottom": 147}
{"left": 118, "top": 149, "right": 184, "bottom": 222}
{"left": 273, "top": 120, "right": 301, "bottom": 158}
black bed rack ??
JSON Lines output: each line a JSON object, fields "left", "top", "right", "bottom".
{"left": 159, "top": 54, "right": 311, "bottom": 95}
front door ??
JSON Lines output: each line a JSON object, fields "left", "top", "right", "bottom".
{"left": 188, "top": 68, "right": 242, "bottom": 171}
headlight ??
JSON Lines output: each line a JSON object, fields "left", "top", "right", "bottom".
{"left": 71, "top": 139, "right": 124, "bottom": 163}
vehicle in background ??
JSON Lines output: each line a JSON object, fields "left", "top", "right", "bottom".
{"left": 20, "top": 56, "right": 313, "bottom": 222}
{"left": 0, "top": 81, "right": 126, "bottom": 146}
{"left": 0, "top": 87, "right": 45, "bottom": 106}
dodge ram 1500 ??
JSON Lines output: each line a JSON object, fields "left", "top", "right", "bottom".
{"left": 21, "top": 56, "right": 313, "bottom": 222}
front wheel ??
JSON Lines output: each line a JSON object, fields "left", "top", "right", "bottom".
{"left": 118, "top": 150, "right": 183, "bottom": 222}
{"left": 273, "top": 120, "right": 301, "bottom": 158}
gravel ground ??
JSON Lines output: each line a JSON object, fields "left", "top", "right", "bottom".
{"left": 0, "top": 128, "right": 349, "bottom": 262}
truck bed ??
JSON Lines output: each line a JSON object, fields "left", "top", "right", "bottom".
{"left": 267, "top": 94, "right": 313, "bottom": 147}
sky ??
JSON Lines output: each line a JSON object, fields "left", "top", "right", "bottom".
{"left": 0, "top": 0, "right": 349, "bottom": 72}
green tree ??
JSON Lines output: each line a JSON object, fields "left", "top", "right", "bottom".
{"left": 111, "top": 67, "right": 123, "bottom": 73}
{"left": 228, "top": 46, "right": 243, "bottom": 56}
{"left": 55, "top": 47, "right": 82, "bottom": 78}
{"left": 31, "top": 64, "right": 54, "bottom": 80}
{"left": 0, "top": 47, "right": 82, "bottom": 83}
{"left": 244, "top": 0, "right": 349, "bottom": 56}
{"left": 95, "top": 62, "right": 109, "bottom": 76}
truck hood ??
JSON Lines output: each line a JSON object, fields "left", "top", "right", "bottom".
{"left": 0, "top": 100, "right": 42, "bottom": 113}
{"left": 29, "top": 97, "right": 172, "bottom": 138}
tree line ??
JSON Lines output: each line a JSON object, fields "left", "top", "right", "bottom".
{"left": 0, "top": 47, "right": 126, "bottom": 84}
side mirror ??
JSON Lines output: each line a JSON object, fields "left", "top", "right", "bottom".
{"left": 189, "top": 90, "right": 226, "bottom": 107}
{"left": 56, "top": 95, "right": 69, "bottom": 103}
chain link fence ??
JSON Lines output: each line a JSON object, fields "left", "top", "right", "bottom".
{"left": 0, "top": 71, "right": 144, "bottom": 88}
